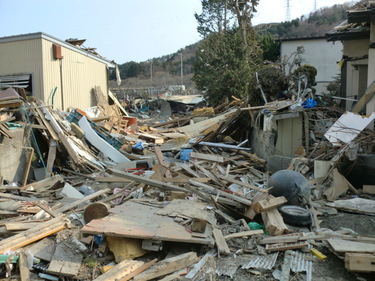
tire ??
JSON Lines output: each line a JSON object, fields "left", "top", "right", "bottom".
{"left": 278, "top": 205, "right": 312, "bottom": 226}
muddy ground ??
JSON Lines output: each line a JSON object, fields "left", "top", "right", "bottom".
{"left": 211, "top": 210, "right": 375, "bottom": 281}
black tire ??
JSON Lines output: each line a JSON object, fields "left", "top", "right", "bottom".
{"left": 278, "top": 205, "right": 312, "bottom": 226}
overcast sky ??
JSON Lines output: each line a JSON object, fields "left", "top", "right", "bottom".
{"left": 0, "top": 0, "right": 353, "bottom": 64}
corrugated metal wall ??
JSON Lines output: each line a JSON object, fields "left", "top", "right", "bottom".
{"left": 41, "top": 39, "right": 109, "bottom": 110}
{"left": 0, "top": 38, "right": 44, "bottom": 100}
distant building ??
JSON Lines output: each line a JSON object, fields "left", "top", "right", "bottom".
{"left": 0, "top": 32, "right": 115, "bottom": 110}
{"left": 280, "top": 36, "right": 343, "bottom": 95}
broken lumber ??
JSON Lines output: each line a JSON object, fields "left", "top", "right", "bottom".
{"left": 132, "top": 252, "right": 199, "bottom": 281}
{"left": 212, "top": 229, "right": 231, "bottom": 255}
{"left": 261, "top": 208, "right": 289, "bottom": 236}
{"left": 0, "top": 215, "right": 67, "bottom": 254}
{"left": 110, "top": 168, "right": 188, "bottom": 193}
{"left": 252, "top": 196, "right": 287, "bottom": 213}
{"left": 345, "top": 253, "right": 375, "bottom": 272}
{"left": 93, "top": 259, "right": 146, "bottom": 281}
{"left": 224, "top": 229, "right": 263, "bottom": 240}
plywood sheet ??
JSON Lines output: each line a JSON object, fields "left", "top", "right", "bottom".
{"left": 81, "top": 200, "right": 214, "bottom": 245}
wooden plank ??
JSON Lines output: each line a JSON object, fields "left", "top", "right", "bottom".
{"left": 47, "top": 241, "right": 82, "bottom": 277}
{"left": 32, "top": 103, "right": 59, "bottom": 141}
{"left": 345, "top": 253, "right": 375, "bottom": 272}
{"left": 265, "top": 241, "right": 309, "bottom": 253}
{"left": 224, "top": 230, "right": 263, "bottom": 240}
{"left": 218, "top": 175, "right": 267, "bottom": 193}
{"left": 252, "top": 196, "right": 287, "bottom": 213}
{"left": 110, "top": 168, "right": 188, "bottom": 193}
{"left": 5, "top": 222, "right": 41, "bottom": 231}
{"left": 94, "top": 260, "right": 145, "bottom": 281}
{"left": 19, "top": 250, "right": 31, "bottom": 281}
{"left": 46, "top": 139, "right": 57, "bottom": 176}
{"left": 119, "top": 259, "right": 157, "bottom": 281}
{"left": 212, "top": 229, "right": 230, "bottom": 255}
{"left": 189, "top": 179, "right": 252, "bottom": 206}
{"left": 54, "top": 188, "right": 110, "bottom": 214}
{"left": 81, "top": 200, "right": 214, "bottom": 246}
{"left": 328, "top": 238, "right": 375, "bottom": 253}
{"left": 0, "top": 216, "right": 67, "bottom": 254}
{"left": 154, "top": 146, "right": 172, "bottom": 178}
{"left": 261, "top": 208, "right": 289, "bottom": 236}
{"left": 190, "top": 152, "right": 224, "bottom": 163}
{"left": 244, "top": 193, "right": 268, "bottom": 220}
{"left": 133, "top": 252, "right": 199, "bottom": 281}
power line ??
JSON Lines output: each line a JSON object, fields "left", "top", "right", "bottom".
{"left": 285, "top": 0, "right": 291, "bottom": 21}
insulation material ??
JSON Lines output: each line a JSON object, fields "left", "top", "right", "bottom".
{"left": 324, "top": 112, "right": 375, "bottom": 146}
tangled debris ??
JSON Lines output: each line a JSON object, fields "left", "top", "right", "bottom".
{"left": 0, "top": 86, "right": 375, "bottom": 281}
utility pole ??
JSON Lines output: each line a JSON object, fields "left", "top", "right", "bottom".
{"left": 180, "top": 53, "right": 183, "bottom": 93}
{"left": 150, "top": 60, "right": 153, "bottom": 83}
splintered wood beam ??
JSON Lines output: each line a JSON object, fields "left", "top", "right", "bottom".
{"left": 132, "top": 252, "right": 199, "bottom": 281}
{"left": 218, "top": 175, "right": 267, "bottom": 193}
{"left": 109, "top": 168, "right": 188, "bottom": 193}
{"left": 252, "top": 196, "right": 287, "bottom": 213}
{"left": 0, "top": 216, "right": 67, "bottom": 254}
{"left": 189, "top": 179, "right": 252, "bottom": 206}
{"left": 54, "top": 188, "right": 110, "bottom": 214}
{"left": 212, "top": 229, "right": 231, "bottom": 255}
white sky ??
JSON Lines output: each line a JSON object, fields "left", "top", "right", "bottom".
{"left": 0, "top": 0, "right": 354, "bottom": 64}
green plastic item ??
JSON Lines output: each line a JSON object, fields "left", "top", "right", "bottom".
{"left": 0, "top": 255, "right": 18, "bottom": 263}
{"left": 248, "top": 222, "right": 268, "bottom": 235}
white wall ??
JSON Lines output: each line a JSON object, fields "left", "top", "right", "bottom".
{"left": 281, "top": 38, "right": 343, "bottom": 95}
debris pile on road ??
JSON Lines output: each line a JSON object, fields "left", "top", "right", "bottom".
{"left": 0, "top": 87, "right": 374, "bottom": 280}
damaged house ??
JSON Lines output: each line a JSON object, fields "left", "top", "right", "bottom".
{"left": 0, "top": 32, "right": 116, "bottom": 110}
{"left": 326, "top": 3, "right": 375, "bottom": 116}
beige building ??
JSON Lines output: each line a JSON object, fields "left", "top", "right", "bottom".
{"left": 326, "top": 4, "right": 375, "bottom": 116}
{"left": 0, "top": 32, "right": 115, "bottom": 110}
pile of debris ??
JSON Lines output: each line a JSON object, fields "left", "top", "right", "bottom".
{"left": 0, "top": 86, "right": 374, "bottom": 280}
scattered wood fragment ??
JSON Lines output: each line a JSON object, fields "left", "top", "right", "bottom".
{"left": 252, "top": 196, "right": 287, "bottom": 213}
{"left": 93, "top": 259, "right": 145, "bottom": 281}
{"left": 261, "top": 208, "right": 289, "bottom": 236}
{"left": 212, "top": 229, "right": 231, "bottom": 255}
{"left": 345, "top": 253, "right": 375, "bottom": 272}
{"left": 265, "top": 241, "right": 309, "bottom": 253}
{"left": 0, "top": 215, "right": 67, "bottom": 254}
{"left": 132, "top": 252, "right": 199, "bottom": 281}
{"left": 224, "top": 229, "right": 263, "bottom": 240}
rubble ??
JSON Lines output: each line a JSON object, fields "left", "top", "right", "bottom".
{"left": 0, "top": 86, "right": 374, "bottom": 281}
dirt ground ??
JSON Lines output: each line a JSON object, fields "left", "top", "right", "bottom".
{"left": 211, "top": 210, "right": 375, "bottom": 281}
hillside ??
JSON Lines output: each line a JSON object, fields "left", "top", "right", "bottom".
{"left": 110, "top": 1, "right": 357, "bottom": 98}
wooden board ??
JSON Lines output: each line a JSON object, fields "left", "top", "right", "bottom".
{"left": 345, "top": 253, "right": 375, "bottom": 272}
{"left": 133, "top": 252, "right": 199, "bottom": 281}
{"left": 265, "top": 241, "right": 309, "bottom": 253}
{"left": 212, "top": 229, "right": 230, "bottom": 255}
{"left": 261, "top": 208, "right": 289, "bottom": 236}
{"left": 252, "top": 196, "right": 287, "bottom": 213}
{"left": 328, "top": 238, "right": 375, "bottom": 253}
{"left": 224, "top": 230, "right": 263, "bottom": 240}
{"left": 94, "top": 259, "right": 145, "bottom": 281}
{"left": 190, "top": 152, "right": 224, "bottom": 163}
{"left": 81, "top": 200, "right": 214, "bottom": 246}
{"left": 47, "top": 241, "right": 83, "bottom": 277}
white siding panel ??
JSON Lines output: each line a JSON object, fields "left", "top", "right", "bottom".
{"left": 0, "top": 38, "right": 44, "bottom": 99}
{"left": 41, "top": 39, "right": 109, "bottom": 110}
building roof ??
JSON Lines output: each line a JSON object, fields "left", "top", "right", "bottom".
{"left": 280, "top": 35, "right": 327, "bottom": 42}
{"left": 0, "top": 32, "right": 116, "bottom": 67}
{"left": 325, "top": 3, "right": 375, "bottom": 42}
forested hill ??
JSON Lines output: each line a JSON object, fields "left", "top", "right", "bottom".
{"left": 254, "top": 2, "right": 354, "bottom": 38}
{"left": 112, "top": 1, "right": 356, "bottom": 82}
